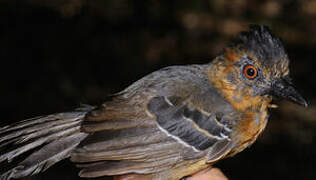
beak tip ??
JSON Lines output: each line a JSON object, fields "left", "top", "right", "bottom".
{"left": 303, "top": 101, "right": 308, "bottom": 108}
{"left": 293, "top": 96, "right": 308, "bottom": 108}
{"left": 272, "top": 78, "right": 308, "bottom": 108}
{"left": 297, "top": 96, "right": 308, "bottom": 108}
{"left": 295, "top": 97, "right": 308, "bottom": 107}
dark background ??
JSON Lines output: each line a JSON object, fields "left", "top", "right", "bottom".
{"left": 0, "top": 0, "right": 315, "bottom": 180}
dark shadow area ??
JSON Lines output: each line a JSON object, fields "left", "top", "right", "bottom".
{"left": 0, "top": 1, "right": 315, "bottom": 179}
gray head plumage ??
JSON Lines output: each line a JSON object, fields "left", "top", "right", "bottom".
{"left": 232, "top": 25, "right": 288, "bottom": 65}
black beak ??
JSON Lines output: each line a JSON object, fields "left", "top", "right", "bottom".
{"left": 272, "top": 78, "right": 308, "bottom": 107}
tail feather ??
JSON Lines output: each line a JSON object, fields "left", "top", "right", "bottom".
{"left": 1, "top": 133, "right": 87, "bottom": 179}
{"left": 1, "top": 120, "right": 81, "bottom": 148}
{"left": 0, "top": 106, "right": 93, "bottom": 180}
{"left": 0, "top": 125, "right": 82, "bottom": 163}
{"left": 0, "top": 112, "right": 87, "bottom": 144}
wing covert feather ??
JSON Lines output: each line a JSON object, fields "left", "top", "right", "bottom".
{"left": 72, "top": 94, "right": 234, "bottom": 178}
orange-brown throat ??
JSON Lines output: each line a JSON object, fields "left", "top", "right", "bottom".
{"left": 207, "top": 52, "right": 273, "bottom": 148}
{"left": 207, "top": 50, "right": 272, "bottom": 112}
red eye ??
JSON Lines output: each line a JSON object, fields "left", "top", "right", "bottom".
{"left": 243, "top": 65, "right": 258, "bottom": 79}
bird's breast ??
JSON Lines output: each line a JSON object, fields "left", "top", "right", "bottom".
{"left": 229, "top": 97, "right": 271, "bottom": 155}
{"left": 207, "top": 61, "right": 272, "bottom": 153}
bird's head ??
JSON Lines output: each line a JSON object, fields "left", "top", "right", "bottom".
{"left": 209, "top": 25, "right": 307, "bottom": 110}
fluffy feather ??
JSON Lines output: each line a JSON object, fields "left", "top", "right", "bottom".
{"left": 0, "top": 106, "right": 93, "bottom": 180}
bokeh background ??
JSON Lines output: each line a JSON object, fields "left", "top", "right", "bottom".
{"left": 0, "top": 0, "right": 315, "bottom": 179}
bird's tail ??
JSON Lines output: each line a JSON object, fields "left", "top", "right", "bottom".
{"left": 0, "top": 105, "right": 94, "bottom": 180}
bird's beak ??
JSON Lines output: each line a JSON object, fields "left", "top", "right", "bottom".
{"left": 272, "top": 78, "right": 308, "bottom": 107}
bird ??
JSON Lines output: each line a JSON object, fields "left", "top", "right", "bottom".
{"left": 0, "top": 24, "right": 307, "bottom": 180}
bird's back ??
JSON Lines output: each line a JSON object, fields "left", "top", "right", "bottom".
{"left": 72, "top": 63, "right": 239, "bottom": 179}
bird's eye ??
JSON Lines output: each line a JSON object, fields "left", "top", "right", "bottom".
{"left": 243, "top": 64, "right": 258, "bottom": 80}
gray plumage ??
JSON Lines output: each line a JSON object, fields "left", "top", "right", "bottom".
{"left": 0, "top": 24, "right": 304, "bottom": 180}
{"left": 0, "top": 64, "right": 238, "bottom": 180}
{"left": 0, "top": 106, "right": 93, "bottom": 180}
{"left": 232, "top": 25, "right": 288, "bottom": 65}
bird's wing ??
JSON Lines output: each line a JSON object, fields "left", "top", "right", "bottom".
{"left": 147, "top": 96, "right": 234, "bottom": 162}
{"left": 71, "top": 95, "right": 234, "bottom": 178}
